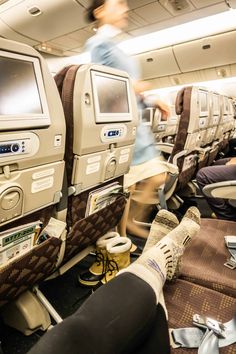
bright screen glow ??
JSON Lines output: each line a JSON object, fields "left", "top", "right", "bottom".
{"left": 0, "top": 56, "right": 43, "bottom": 115}
{"left": 94, "top": 74, "right": 129, "bottom": 114}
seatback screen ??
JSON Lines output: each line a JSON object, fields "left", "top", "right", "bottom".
{"left": 91, "top": 70, "right": 132, "bottom": 123}
{"left": 94, "top": 74, "right": 129, "bottom": 113}
{"left": 199, "top": 92, "right": 207, "bottom": 113}
{"left": 141, "top": 108, "right": 153, "bottom": 125}
{"left": 212, "top": 94, "right": 220, "bottom": 114}
{"left": 223, "top": 97, "right": 229, "bottom": 113}
{"left": 0, "top": 56, "right": 42, "bottom": 115}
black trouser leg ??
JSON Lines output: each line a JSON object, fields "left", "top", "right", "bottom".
{"left": 28, "top": 273, "right": 169, "bottom": 354}
{"left": 196, "top": 158, "right": 236, "bottom": 221}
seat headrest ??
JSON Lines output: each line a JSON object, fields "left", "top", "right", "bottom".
{"left": 175, "top": 87, "right": 185, "bottom": 115}
{"left": 54, "top": 64, "right": 76, "bottom": 97}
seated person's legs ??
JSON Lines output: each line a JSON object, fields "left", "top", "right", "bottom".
{"left": 196, "top": 160, "right": 236, "bottom": 221}
{"left": 28, "top": 207, "right": 200, "bottom": 354}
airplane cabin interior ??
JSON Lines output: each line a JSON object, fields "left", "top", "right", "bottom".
{"left": 0, "top": 0, "right": 235, "bottom": 353}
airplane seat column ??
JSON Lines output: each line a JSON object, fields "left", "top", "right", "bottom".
{"left": 195, "top": 88, "right": 211, "bottom": 170}
{"left": 205, "top": 91, "right": 221, "bottom": 166}
{"left": 169, "top": 86, "right": 200, "bottom": 194}
{"left": 0, "top": 37, "right": 67, "bottom": 334}
{"left": 54, "top": 64, "right": 138, "bottom": 264}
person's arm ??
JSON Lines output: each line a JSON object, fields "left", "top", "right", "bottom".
{"left": 226, "top": 157, "right": 236, "bottom": 165}
{"left": 139, "top": 92, "right": 170, "bottom": 120}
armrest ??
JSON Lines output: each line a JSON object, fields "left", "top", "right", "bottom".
{"left": 155, "top": 143, "right": 174, "bottom": 154}
{"left": 203, "top": 181, "right": 236, "bottom": 201}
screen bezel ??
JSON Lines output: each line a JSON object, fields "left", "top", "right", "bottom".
{"left": 212, "top": 93, "right": 220, "bottom": 116}
{"left": 140, "top": 107, "right": 154, "bottom": 126}
{"left": 199, "top": 91, "right": 209, "bottom": 117}
{"left": 0, "top": 50, "right": 50, "bottom": 131}
{"left": 222, "top": 96, "right": 229, "bottom": 114}
{"left": 91, "top": 70, "right": 132, "bottom": 123}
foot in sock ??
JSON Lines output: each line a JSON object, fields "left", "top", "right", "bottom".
{"left": 155, "top": 206, "right": 201, "bottom": 280}
{"left": 120, "top": 206, "right": 201, "bottom": 303}
{"left": 143, "top": 209, "right": 179, "bottom": 253}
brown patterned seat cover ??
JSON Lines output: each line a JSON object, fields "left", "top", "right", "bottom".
{"left": 164, "top": 279, "right": 236, "bottom": 354}
{"left": 180, "top": 218, "right": 236, "bottom": 298}
{"left": 0, "top": 206, "right": 61, "bottom": 306}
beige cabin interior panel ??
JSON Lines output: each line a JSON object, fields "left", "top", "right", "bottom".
{"left": 173, "top": 31, "right": 236, "bottom": 72}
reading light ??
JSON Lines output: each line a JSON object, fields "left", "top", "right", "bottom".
{"left": 28, "top": 6, "right": 42, "bottom": 16}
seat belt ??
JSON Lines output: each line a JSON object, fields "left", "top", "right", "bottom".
{"left": 224, "top": 235, "right": 236, "bottom": 270}
{"left": 170, "top": 314, "right": 236, "bottom": 352}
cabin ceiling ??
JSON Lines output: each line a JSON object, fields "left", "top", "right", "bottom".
{"left": 0, "top": 0, "right": 230, "bottom": 56}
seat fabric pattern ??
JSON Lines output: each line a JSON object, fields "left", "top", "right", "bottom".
{"left": 64, "top": 195, "right": 126, "bottom": 261}
{"left": 0, "top": 206, "right": 61, "bottom": 306}
{"left": 164, "top": 279, "right": 236, "bottom": 354}
{"left": 0, "top": 236, "right": 61, "bottom": 306}
{"left": 180, "top": 218, "right": 236, "bottom": 298}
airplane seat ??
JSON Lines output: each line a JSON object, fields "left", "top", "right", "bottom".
{"left": 0, "top": 38, "right": 67, "bottom": 333}
{"left": 195, "top": 88, "right": 213, "bottom": 170}
{"left": 165, "top": 278, "right": 236, "bottom": 353}
{"left": 226, "top": 98, "right": 236, "bottom": 143}
{"left": 154, "top": 105, "right": 180, "bottom": 158}
{"left": 152, "top": 107, "right": 167, "bottom": 142}
{"left": 54, "top": 64, "right": 138, "bottom": 265}
{"left": 202, "top": 91, "right": 221, "bottom": 167}
{"left": 215, "top": 95, "right": 230, "bottom": 156}
{"left": 129, "top": 105, "right": 179, "bottom": 215}
{"left": 162, "top": 104, "right": 180, "bottom": 140}
{"left": 214, "top": 96, "right": 236, "bottom": 160}
{"left": 229, "top": 98, "right": 236, "bottom": 139}
{"left": 130, "top": 86, "right": 199, "bottom": 214}
{"left": 203, "top": 180, "right": 236, "bottom": 208}
{"left": 168, "top": 86, "right": 201, "bottom": 195}
{"left": 165, "top": 182, "right": 236, "bottom": 353}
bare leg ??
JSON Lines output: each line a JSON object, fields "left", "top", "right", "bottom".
{"left": 127, "top": 173, "right": 169, "bottom": 238}
{"left": 118, "top": 184, "right": 136, "bottom": 237}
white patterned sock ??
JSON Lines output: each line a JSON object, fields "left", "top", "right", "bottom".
{"left": 143, "top": 209, "right": 179, "bottom": 253}
{"left": 119, "top": 207, "right": 201, "bottom": 303}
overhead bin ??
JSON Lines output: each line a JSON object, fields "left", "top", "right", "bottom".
{"left": 136, "top": 47, "right": 181, "bottom": 80}
{"left": 173, "top": 31, "right": 236, "bottom": 72}
{"left": 0, "top": 0, "right": 87, "bottom": 42}
{"left": 0, "top": 18, "right": 38, "bottom": 46}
